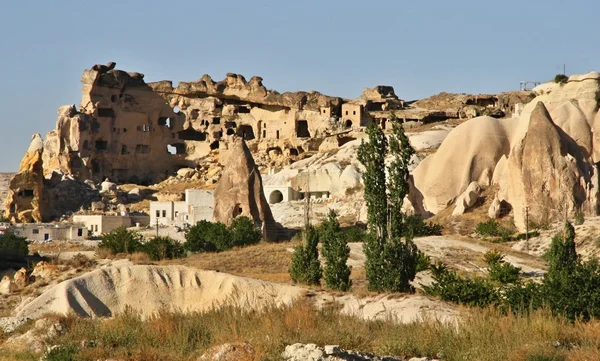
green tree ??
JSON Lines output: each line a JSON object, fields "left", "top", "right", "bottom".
{"left": 320, "top": 210, "right": 351, "bottom": 291}
{"left": 484, "top": 250, "right": 521, "bottom": 284}
{"left": 98, "top": 227, "right": 142, "bottom": 255}
{"left": 357, "top": 116, "right": 420, "bottom": 293}
{"left": 184, "top": 220, "right": 232, "bottom": 253}
{"left": 0, "top": 232, "right": 29, "bottom": 262}
{"left": 230, "top": 216, "right": 262, "bottom": 248}
{"left": 289, "top": 225, "right": 322, "bottom": 286}
{"left": 142, "top": 237, "right": 185, "bottom": 261}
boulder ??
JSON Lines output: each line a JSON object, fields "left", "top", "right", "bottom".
{"left": 31, "top": 261, "right": 57, "bottom": 280}
{"left": 339, "top": 165, "right": 362, "bottom": 194}
{"left": 177, "top": 168, "right": 196, "bottom": 179}
{"left": 488, "top": 196, "right": 502, "bottom": 219}
{"left": 127, "top": 188, "right": 141, "bottom": 201}
{"left": 452, "top": 181, "right": 481, "bottom": 216}
{"left": 0, "top": 276, "right": 17, "bottom": 295}
{"left": 213, "top": 138, "right": 277, "bottom": 241}
{"left": 13, "top": 268, "right": 29, "bottom": 289}
{"left": 100, "top": 179, "right": 117, "bottom": 194}
{"left": 91, "top": 200, "right": 105, "bottom": 212}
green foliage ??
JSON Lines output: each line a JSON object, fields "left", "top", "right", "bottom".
{"left": 229, "top": 216, "right": 262, "bottom": 248}
{"left": 43, "top": 344, "right": 79, "bottom": 361}
{"left": 184, "top": 220, "right": 232, "bottom": 253}
{"left": 341, "top": 225, "right": 367, "bottom": 242}
{"left": 501, "top": 282, "right": 543, "bottom": 315}
{"left": 415, "top": 251, "right": 431, "bottom": 272}
{"left": 404, "top": 214, "right": 443, "bottom": 237}
{"left": 289, "top": 225, "right": 322, "bottom": 286}
{"left": 142, "top": 237, "right": 185, "bottom": 261}
{"left": 98, "top": 227, "right": 142, "bottom": 255}
{"left": 554, "top": 74, "right": 568, "bottom": 84}
{"left": 475, "top": 220, "right": 513, "bottom": 241}
{"left": 574, "top": 210, "right": 585, "bottom": 225}
{"left": 358, "top": 115, "right": 420, "bottom": 293}
{"left": 484, "top": 250, "right": 521, "bottom": 284}
{"left": 0, "top": 232, "right": 29, "bottom": 257}
{"left": 380, "top": 237, "right": 419, "bottom": 293}
{"left": 320, "top": 210, "right": 351, "bottom": 291}
{"left": 357, "top": 122, "right": 389, "bottom": 240}
{"left": 424, "top": 262, "right": 499, "bottom": 308}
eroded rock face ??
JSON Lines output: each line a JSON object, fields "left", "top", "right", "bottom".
{"left": 213, "top": 139, "right": 277, "bottom": 240}
{"left": 4, "top": 134, "right": 48, "bottom": 223}
{"left": 507, "top": 102, "right": 585, "bottom": 229}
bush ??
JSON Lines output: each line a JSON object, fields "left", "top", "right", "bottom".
{"left": 379, "top": 237, "right": 419, "bottom": 293}
{"left": 484, "top": 250, "right": 521, "bottom": 284}
{"left": 554, "top": 74, "right": 568, "bottom": 84}
{"left": 341, "top": 225, "right": 367, "bottom": 243}
{"left": 405, "top": 214, "right": 442, "bottom": 237}
{"left": 415, "top": 250, "right": 431, "bottom": 272}
{"left": 184, "top": 220, "right": 232, "bottom": 253}
{"left": 320, "top": 211, "right": 351, "bottom": 291}
{"left": 475, "top": 220, "right": 513, "bottom": 241}
{"left": 143, "top": 237, "right": 185, "bottom": 261}
{"left": 229, "top": 216, "right": 261, "bottom": 248}
{"left": 0, "top": 232, "right": 29, "bottom": 257}
{"left": 575, "top": 210, "right": 585, "bottom": 225}
{"left": 289, "top": 225, "right": 322, "bottom": 286}
{"left": 424, "top": 262, "right": 499, "bottom": 308}
{"left": 66, "top": 253, "right": 96, "bottom": 268}
{"left": 98, "top": 227, "right": 142, "bottom": 255}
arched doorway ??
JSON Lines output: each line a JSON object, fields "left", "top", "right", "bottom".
{"left": 269, "top": 190, "right": 284, "bottom": 204}
{"left": 345, "top": 119, "right": 353, "bottom": 128}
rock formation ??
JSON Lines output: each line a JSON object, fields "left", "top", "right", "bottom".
{"left": 452, "top": 181, "right": 481, "bottom": 216}
{"left": 213, "top": 138, "right": 277, "bottom": 240}
{"left": 412, "top": 72, "right": 600, "bottom": 229}
{"left": 4, "top": 135, "right": 48, "bottom": 223}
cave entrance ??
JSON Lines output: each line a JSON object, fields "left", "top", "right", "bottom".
{"left": 269, "top": 190, "right": 284, "bottom": 204}
{"left": 178, "top": 128, "right": 207, "bottom": 141}
{"left": 238, "top": 125, "right": 255, "bottom": 140}
{"left": 296, "top": 120, "right": 310, "bottom": 138}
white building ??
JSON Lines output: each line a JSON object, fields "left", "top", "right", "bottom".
{"left": 72, "top": 215, "right": 137, "bottom": 236}
{"left": 150, "top": 189, "right": 214, "bottom": 226}
{"left": 10, "top": 223, "right": 88, "bottom": 242}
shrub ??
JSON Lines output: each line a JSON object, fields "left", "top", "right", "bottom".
{"left": 415, "top": 250, "right": 431, "bottom": 272}
{"left": 0, "top": 232, "right": 29, "bottom": 257}
{"left": 320, "top": 210, "right": 351, "bottom": 291}
{"left": 575, "top": 210, "right": 585, "bottom": 225}
{"left": 229, "top": 216, "right": 261, "bottom": 248}
{"left": 43, "top": 344, "right": 79, "bottom": 361}
{"left": 184, "top": 220, "right": 232, "bottom": 253}
{"left": 341, "top": 225, "right": 367, "bottom": 243}
{"left": 143, "top": 237, "right": 185, "bottom": 261}
{"left": 98, "top": 227, "right": 142, "bottom": 255}
{"left": 66, "top": 253, "right": 96, "bottom": 268}
{"left": 484, "top": 250, "right": 521, "bottom": 284}
{"left": 475, "top": 220, "right": 513, "bottom": 241}
{"left": 405, "top": 214, "right": 443, "bottom": 237}
{"left": 424, "top": 262, "right": 499, "bottom": 308}
{"left": 554, "top": 74, "right": 568, "bottom": 84}
{"left": 289, "top": 225, "right": 322, "bottom": 286}
{"left": 379, "top": 237, "right": 419, "bottom": 293}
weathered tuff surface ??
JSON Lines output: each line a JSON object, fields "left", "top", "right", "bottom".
{"left": 4, "top": 135, "right": 48, "bottom": 222}
{"left": 0, "top": 173, "right": 15, "bottom": 213}
{"left": 412, "top": 72, "right": 600, "bottom": 229}
{"left": 212, "top": 138, "right": 277, "bottom": 240}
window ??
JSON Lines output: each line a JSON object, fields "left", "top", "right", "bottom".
{"left": 175, "top": 211, "right": 179, "bottom": 217}
{"left": 44, "top": 234, "right": 49, "bottom": 241}
{"left": 162, "top": 210, "right": 167, "bottom": 217}
{"left": 94, "top": 225, "right": 98, "bottom": 232}
{"left": 77, "top": 228, "right": 83, "bottom": 237}
{"left": 156, "top": 210, "right": 160, "bottom": 218}
{"left": 353, "top": 111, "right": 356, "bottom": 115}
{"left": 32, "top": 229, "right": 39, "bottom": 234}
{"left": 345, "top": 111, "right": 348, "bottom": 115}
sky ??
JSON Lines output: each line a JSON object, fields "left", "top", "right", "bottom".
{"left": 0, "top": 0, "right": 598, "bottom": 172}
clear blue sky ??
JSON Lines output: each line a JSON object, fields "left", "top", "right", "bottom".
{"left": 0, "top": 0, "right": 597, "bottom": 172}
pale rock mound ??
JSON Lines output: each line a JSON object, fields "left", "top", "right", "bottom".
{"left": 30, "top": 261, "right": 58, "bottom": 280}
{"left": 212, "top": 138, "right": 277, "bottom": 240}
{"left": 507, "top": 102, "right": 585, "bottom": 229}
{"left": 488, "top": 196, "right": 502, "bottom": 219}
{"left": 0, "top": 276, "right": 17, "bottom": 295}
{"left": 13, "top": 268, "right": 29, "bottom": 289}
{"left": 16, "top": 265, "right": 304, "bottom": 319}
{"left": 452, "top": 181, "right": 481, "bottom": 216}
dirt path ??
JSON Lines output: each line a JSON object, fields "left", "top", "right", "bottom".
{"left": 347, "top": 235, "right": 546, "bottom": 277}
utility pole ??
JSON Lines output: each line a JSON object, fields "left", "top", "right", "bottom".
{"left": 563, "top": 64, "right": 566, "bottom": 75}
{"left": 303, "top": 174, "right": 311, "bottom": 240}
{"left": 156, "top": 218, "right": 159, "bottom": 238}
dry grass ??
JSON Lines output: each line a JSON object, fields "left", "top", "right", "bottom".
{"left": 4, "top": 301, "right": 600, "bottom": 361}
{"left": 28, "top": 241, "right": 95, "bottom": 254}
{"left": 161, "top": 242, "right": 296, "bottom": 284}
